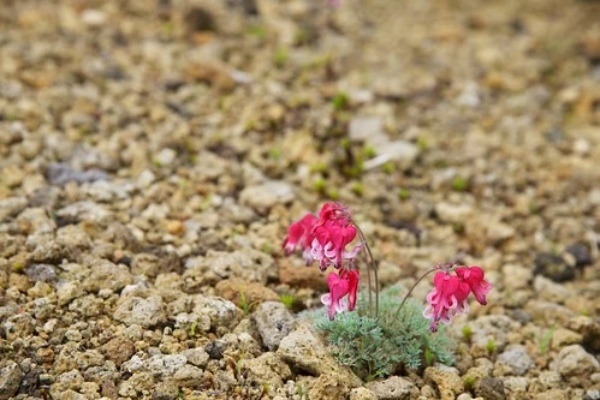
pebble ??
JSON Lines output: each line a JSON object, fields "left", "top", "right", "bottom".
{"left": 494, "top": 345, "right": 534, "bottom": 376}
{"left": 367, "top": 375, "right": 419, "bottom": 399}
{"left": 113, "top": 296, "right": 167, "bottom": 329}
{"left": 253, "top": 301, "right": 296, "bottom": 351}
{"left": 0, "top": 361, "right": 24, "bottom": 400}
{"left": 239, "top": 180, "right": 295, "bottom": 213}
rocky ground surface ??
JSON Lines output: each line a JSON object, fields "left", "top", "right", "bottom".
{"left": 1, "top": 0, "right": 600, "bottom": 399}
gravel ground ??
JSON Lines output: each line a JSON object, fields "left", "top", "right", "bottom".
{"left": 1, "top": 0, "right": 600, "bottom": 399}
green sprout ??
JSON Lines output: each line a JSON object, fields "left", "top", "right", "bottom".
{"left": 273, "top": 48, "right": 288, "bottom": 68}
{"left": 331, "top": 92, "right": 349, "bottom": 111}
{"left": 486, "top": 339, "right": 497, "bottom": 354}
{"left": 538, "top": 326, "right": 556, "bottom": 355}
{"left": 463, "top": 375, "right": 476, "bottom": 392}
{"left": 279, "top": 293, "right": 296, "bottom": 310}
{"left": 461, "top": 325, "right": 473, "bottom": 342}
{"left": 398, "top": 188, "right": 411, "bottom": 201}
{"left": 382, "top": 162, "right": 394, "bottom": 174}
{"left": 452, "top": 177, "right": 468, "bottom": 192}
{"left": 352, "top": 182, "right": 364, "bottom": 197}
{"left": 268, "top": 147, "right": 282, "bottom": 160}
{"left": 314, "top": 178, "right": 326, "bottom": 193}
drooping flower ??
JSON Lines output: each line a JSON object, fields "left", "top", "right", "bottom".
{"left": 321, "top": 269, "right": 360, "bottom": 320}
{"left": 423, "top": 272, "right": 471, "bottom": 332}
{"left": 423, "top": 266, "right": 491, "bottom": 332}
{"left": 455, "top": 266, "right": 492, "bottom": 305}
{"left": 283, "top": 213, "right": 318, "bottom": 263}
{"left": 283, "top": 202, "right": 361, "bottom": 270}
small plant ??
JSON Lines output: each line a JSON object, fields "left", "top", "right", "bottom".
{"left": 331, "top": 91, "right": 349, "bottom": 111}
{"left": 463, "top": 375, "right": 476, "bottom": 392}
{"left": 538, "top": 326, "right": 556, "bottom": 354}
{"left": 398, "top": 187, "right": 411, "bottom": 201}
{"left": 486, "top": 339, "right": 497, "bottom": 354}
{"left": 283, "top": 202, "right": 493, "bottom": 379}
{"left": 238, "top": 292, "right": 256, "bottom": 316}
{"left": 462, "top": 325, "right": 473, "bottom": 342}
{"left": 273, "top": 48, "right": 288, "bottom": 68}
{"left": 279, "top": 293, "right": 296, "bottom": 310}
{"left": 352, "top": 182, "right": 364, "bottom": 196}
{"left": 452, "top": 176, "right": 469, "bottom": 192}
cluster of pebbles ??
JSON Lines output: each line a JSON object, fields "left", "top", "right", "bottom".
{"left": 1, "top": 0, "right": 599, "bottom": 399}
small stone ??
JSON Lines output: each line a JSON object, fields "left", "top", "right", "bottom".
{"left": 57, "top": 281, "right": 85, "bottom": 306}
{"left": 114, "top": 296, "right": 167, "bottom": 328}
{"left": 349, "top": 387, "right": 377, "bottom": 400}
{"left": 534, "top": 389, "right": 569, "bottom": 400}
{"left": 172, "top": 365, "right": 203, "bottom": 388}
{"left": 216, "top": 278, "right": 279, "bottom": 306}
{"left": 240, "top": 352, "right": 292, "bottom": 393}
{"left": 349, "top": 117, "right": 385, "bottom": 142}
{"left": 153, "top": 381, "right": 179, "bottom": 400}
{"left": 551, "top": 328, "right": 583, "bottom": 349}
{"left": 435, "top": 202, "right": 474, "bottom": 224}
{"left": 533, "top": 252, "right": 576, "bottom": 282}
{"left": 494, "top": 345, "right": 534, "bottom": 376}
{"left": 0, "top": 361, "right": 24, "bottom": 400}
{"left": 25, "top": 264, "right": 57, "bottom": 282}
{"left": 81, "top": 9, "right": 106, "bottom": 26}
{"left": 253, "top": 301, "right": 295, "bottom": 351}
{"left": 239, "top": 180, "right": 295, "bottom": 213}
{"left": 474, "top": 377, "right": 506, "bottom": 400}
{"left": 424, "top": 365, "right": 464, "bottom": 400}
{"left": 46, "top": 163, "right": 108, "bottom": 186}
{"left": 367, "top": 375, "right": 419, "bottom": 399}
{"left": 182, "top": 349, "right": 209, "bottom": 368}
{"left": 550, "top": 345, "right": 600, "bottom": 379}
{"left": 100, "top": 336, "right": 136, "bottom": 366}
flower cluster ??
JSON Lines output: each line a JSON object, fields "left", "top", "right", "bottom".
{"left": 283, "top": 202, "right": 362, "bottom": 320}
{"left": 423, "top": 265, "right": 492, "bottom": 332}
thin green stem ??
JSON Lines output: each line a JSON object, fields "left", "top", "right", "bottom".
{"left": 394, "top": 268, "right": 438, "bottom": 317}
{"left": 355, "top": 224, "right": 379, "bottom": 318}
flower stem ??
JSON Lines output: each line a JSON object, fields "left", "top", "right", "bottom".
{"left": 394, "top": 267, "right": 438, "bottom": 317}
{"left": 355, "top": 224, "right": 379, "bottom": 318}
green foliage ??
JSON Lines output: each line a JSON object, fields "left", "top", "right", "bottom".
{"left": 461, "top": 325, "right": 473, "bottom": 342}
{"left": 486, "top": 339, "right": 497, "bottom": 354}
{"left": 331, "top": 92, "right": 349, "bottom": 111}
{"left": 451, "top": 176, "right": 468, "bottom": 192}
{"left": 279, "top": 293, "right": 296, "bottom": 310}
{"left": 398, "top": 187, "right": 411, "bottom": 201}
{"left": 538, "top": 326, "right": 556, "bottom": 355}
{"left": 306, "top": 286, "right": 456, "bottom": 381}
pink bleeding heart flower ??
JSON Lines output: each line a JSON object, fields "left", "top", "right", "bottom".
{"left": 423, "top": 271, "right": 471, "bottom": 332}
{"left": 321, "top": 269, "right": 360, "bottom": 320}
{"left": 283, "top": 213, "right": 318, "bottom": 263}
{"left": 311, "top": 220, "right": 360, "bottom": 270}
{"left": 455, "top": 266, "right": 492, "bottom": 305}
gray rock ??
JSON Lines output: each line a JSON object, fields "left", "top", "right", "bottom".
{"left": 469, "top": 315, "right": 514, "bottom": 358}
{"left": 349, "top": 117, "right": 386, "bottom": 142}
{"left": 57, "top": 281, "right": 85, "bottom": 306}
{"left": 46, "top": 162, "right": 109, "bottom": 186}
{"left": 495, "top": 345, "right": 534, "bottom": 376}
{"left": 239, "top": 180, "right": 294, "bottom": 213}
{"left": 367, "top": 375, "right": 419, "bottom": 399}
{"left": 114, "top": 296, "right": 167, "bottom": 328}
{"left": 170, "top": 294, "right": 239, "bottom": 334}
{"left": 56, "top": 201, "right": 111, "bottom": 223}
{"left": 0, "top": 361, "right": 24, "bottom": 400}
{"left": 550, "top": 345, "right": 599, "bottom": 378}
{"left": 25, "top": 264, "right": 57, "bottom": 282}
{"left": 182, "top": 349, "right": 209, "bottom": 368}
{"left": 253, "top": 301, "right": 295, "bottom": 351}
{"left": 501, "top": 376, "right": 528, "bottom": 397}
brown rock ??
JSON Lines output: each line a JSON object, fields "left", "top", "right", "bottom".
{"left": 100, "top": 336, "right": 136, "bottom": 366}
{"left": 215, "top": 278, "right": 279, "bottom": 305}
{"left": 278, "top": 258, "right": 327, "bottom": 290}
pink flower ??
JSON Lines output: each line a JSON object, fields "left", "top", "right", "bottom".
{"left": 423, "top": 272, "right": 470, "bottom": 332}
{"left": 283, "top": 202, "right": 361, "bottom": 270}
{"left": 321, "top": 269, "right": 360, "bottom": 320}
{"left": 455, "top": 266, "right": 492, "bottom": 305}
{"left": 283, "top": 213, "right": 318, "bottom": 263}
{"left": 423, "top": 266, "right": 491, "bottom": 332}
